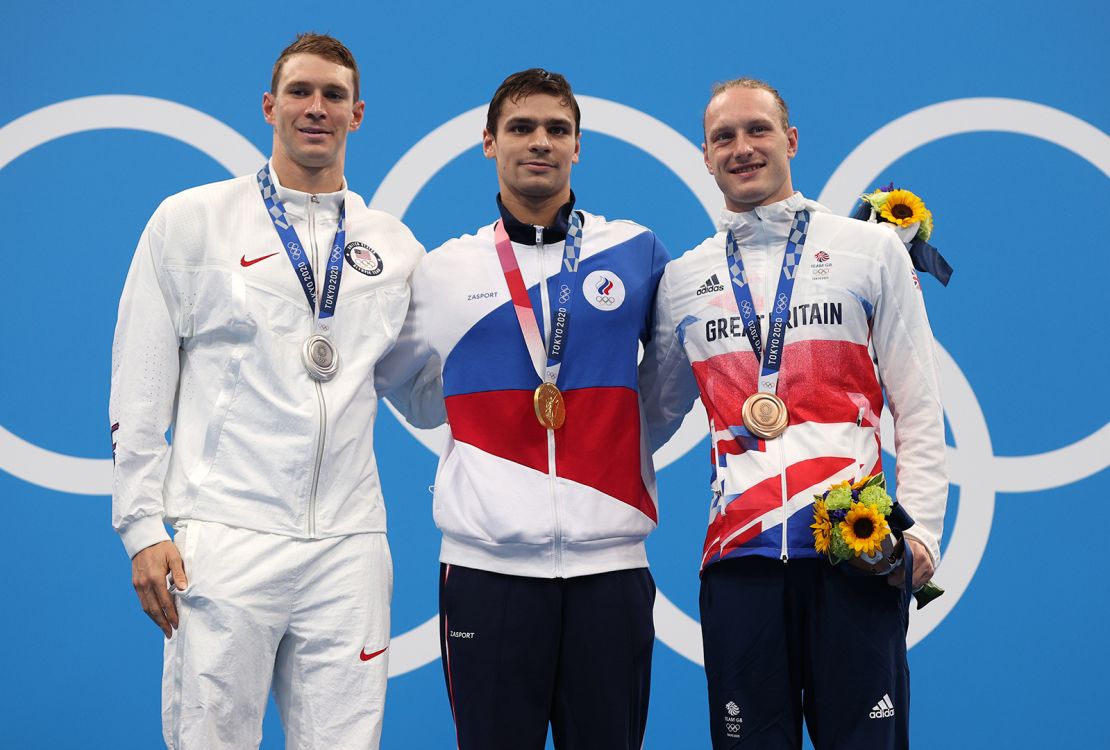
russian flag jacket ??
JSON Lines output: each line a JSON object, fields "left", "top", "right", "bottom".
{"left": 378, "top": 198, "right": 690, "bottom": 578}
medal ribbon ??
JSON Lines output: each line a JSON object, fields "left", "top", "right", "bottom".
{"left": 725, "top": 210, "right": 810, "bottom": 394}
{"left": 493, "top": 212, "right": 583, "bottom": 385}
{"left": 257, "top": 164, "right": 347, "bottom": 331}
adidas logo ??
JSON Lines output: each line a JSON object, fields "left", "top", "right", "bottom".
{"left": 697, "top": 273, "right": 725, "bottom": 295}
{"left": 869, "top": 694, "right": 895, "bottom": 719}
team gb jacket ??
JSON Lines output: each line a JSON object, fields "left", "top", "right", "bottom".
{"left": 644, "top": 192, "right": 947, "bottom": 572}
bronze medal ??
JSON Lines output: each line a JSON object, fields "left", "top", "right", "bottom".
{"left": 533, "top": 382, "right": 566, "bottom": 430}
{"left": 741, "top": 392, "right": 788, "bottom": 439}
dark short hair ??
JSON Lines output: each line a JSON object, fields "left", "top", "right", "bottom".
{"left": 704, "top": 77, "right": 790, "bottom": 133}
{"left": 486, "top": 68, "right": 581, "bottom": 136}
{"left": 271, "top": 32, "right": 360, "bottom": 102}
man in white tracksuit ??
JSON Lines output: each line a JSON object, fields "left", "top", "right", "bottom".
{"left": 109, "top": 33, "right": 424, "bottom": 748}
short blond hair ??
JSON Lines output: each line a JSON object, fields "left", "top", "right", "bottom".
{"left": 704, "top": 78, "right": 790, "bottom": 133}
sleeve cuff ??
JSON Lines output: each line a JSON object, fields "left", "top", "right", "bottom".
{"left": 119, "top": 515, "right": 171, "bottom": 559}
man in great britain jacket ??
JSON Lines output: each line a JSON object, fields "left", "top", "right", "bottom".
{"left": 376, "top": 69, "right": 690, "bottom": 750}
{"left": 109, "top": 34, "right": 423, "bottom": 748}
{"left": 641, "top": 79, "right": 947, "bottom": 748}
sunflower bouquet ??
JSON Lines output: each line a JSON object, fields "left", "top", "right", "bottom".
{"left": 852, "top": 182, "right": 953, "bottom": 287}
{"left": 811, "top": 474, "right": 895, "bottom": 569}
{"left": 811, "top": 473, "right": 945, "bottom": 608}
{"left": 859, "top": 184, "right": 933, "bottom": 244}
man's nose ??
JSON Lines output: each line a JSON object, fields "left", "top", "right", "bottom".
{"left": 734, "top": 135, "right": 754, "bottom": 157}
{"left": 307, "top": 92, "right": 326, "bottom": 116}
{"left": 530, "top": 129, "right": 552, "bottom": 151}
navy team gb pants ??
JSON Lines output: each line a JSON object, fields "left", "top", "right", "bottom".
{"left": 700, "top": 556, "right": 912, "bottom": 749}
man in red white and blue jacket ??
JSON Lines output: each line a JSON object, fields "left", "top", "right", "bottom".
{"left": 377, "top": 69, "right": 689, "bottom": 750}
{"left": 642, "top": 78, "right": 948, "bottom": 749}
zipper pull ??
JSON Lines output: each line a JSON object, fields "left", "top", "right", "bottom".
{"left": 535, "top": 225, "right": 544, "bottom": 246}
{"left": 311, "top": 194, "right": 320, "bottom": 203}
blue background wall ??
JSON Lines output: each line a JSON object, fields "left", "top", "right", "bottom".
{"left": 2, "top": 1, "right": 1108, "bottom": 747}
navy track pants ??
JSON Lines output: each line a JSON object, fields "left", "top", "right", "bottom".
{"left": 700, "top": 556, "right": 912, "bottom": 749}
{"left": 439, "top": 563, "right": 655, "bottom": 750}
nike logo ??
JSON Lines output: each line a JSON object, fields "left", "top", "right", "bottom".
{"left": 240, "top": 252, "right": 279, "bottom": 267}
{"left": 360, "top": 646, "right": 388, "bottom": 662}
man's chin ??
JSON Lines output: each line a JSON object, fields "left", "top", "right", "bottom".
{"left": 723, "top": 185, "right": 772, "bottom": 210}
{"left": 289, "top": 151, "right": 341, "bottom": 171}
{"left": 511, "top": 181, "right": 569, "bottom": 202}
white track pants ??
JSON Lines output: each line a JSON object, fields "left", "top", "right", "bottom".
{"left": 162, "top": 521, "right": 392, "bottom": 749}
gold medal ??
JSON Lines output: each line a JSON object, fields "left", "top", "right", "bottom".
{"left": 533, "top": 382, "right": 566, "bottom": 430}
{"left": 741, "top": 392, "right": 789, "bottom": 439}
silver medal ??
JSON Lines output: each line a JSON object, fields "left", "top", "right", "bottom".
{"left": 302, "top": 334, "right": 339, "bottom": 381}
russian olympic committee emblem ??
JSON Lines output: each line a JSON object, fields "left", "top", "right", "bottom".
{"left": 581, "top": 270, "right": 626, "bottom": 311}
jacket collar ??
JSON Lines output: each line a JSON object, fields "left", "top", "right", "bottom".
{"left": 715, "top": 192, "right": 826, "bottom": 242}
{"left": 496, "top": 192, "right": 577, "bottom": 245}
{"left": 268, "top": 158, "right": 345, "bottom": 220}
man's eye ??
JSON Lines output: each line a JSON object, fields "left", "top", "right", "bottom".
{"left": 326, "top": 91, "right": 345, "bottom": 100}
{"left": 714, "top": 133, "right": 732, "bottom": 143}
{"left": 549, "top": 127, "right": 567, "bottom": 135}
{"left": 510, "top": 125, "right": 530, "bottom": 133}
{"left": 750, "top": 126, "right": 768, "bottom": 135}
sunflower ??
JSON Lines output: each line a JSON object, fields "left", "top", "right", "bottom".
{"left": 839, "top": 503, "right": 891, "bottom": 557}
{"left": 879, "top": 190, "right": 929, "bottom": 229}
{"left": 811, "top": 499, "right": 832, "bottom": 554}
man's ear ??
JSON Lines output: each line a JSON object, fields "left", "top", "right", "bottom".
{"left": 349, "top": 100, "right": 365, "bottom": 132}
{"left": 262, "top": 91, "right": 276, "bottom": 125}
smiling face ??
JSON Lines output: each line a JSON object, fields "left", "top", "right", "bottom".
{"left": 702, "top": 86, "right": 798, "bottom": 213}
{"left": 482, "top": 93, "right": 580, "bottom": 221}
{"left": 262, "top": 52, "right": 364, "bottom": 192}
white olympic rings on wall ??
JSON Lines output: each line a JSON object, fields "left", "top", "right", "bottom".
{"left": 818, "top": 98, "right": 1110, "bottom": 648}
{"left": 1, "top": 95, "right": 1106, "bottom": 676}
{"left": 0, "top": 96, "right": 264, "bottom": 496}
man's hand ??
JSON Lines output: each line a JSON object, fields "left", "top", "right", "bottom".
{"left": 887, "top": 537, "right": 933, "bottom": 591}
{"left": 131, "top": 540, "right": 188, "bottom": 638}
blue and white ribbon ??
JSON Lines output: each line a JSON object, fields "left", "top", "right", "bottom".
{"left": 725, "top": 210, "right": 810, "bottom": 395}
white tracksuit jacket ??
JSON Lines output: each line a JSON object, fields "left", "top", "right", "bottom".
{"left": 110, "top": 164, "right": 424, "bottom": 558}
